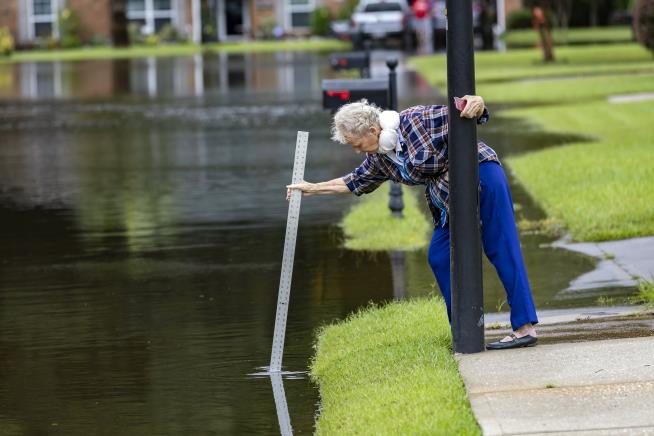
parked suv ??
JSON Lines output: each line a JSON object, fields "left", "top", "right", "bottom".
{"left": 351, "top": 0, "right": 415, "bottom": 50}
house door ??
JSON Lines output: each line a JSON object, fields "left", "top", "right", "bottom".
{"left": 225, "top": 0, "right": 243, "bottom": 35}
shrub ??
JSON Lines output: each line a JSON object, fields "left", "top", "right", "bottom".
{"left": 634, "top": 0, "right": 654, "bottom": 54}
{"left": 507, "top": 8, "right": 534, "bottom": 30}
{"left": 0, "top": 27, "right": 14, "bottom": 56}
{"left": 310, "top": 6, "right": 331, "bottom": 36}
{"left": 257, "top": 15, "right": 277, "bottom": 39}
{"left": 128, "top": 22, "right": 145, "bottom": 44}
{"left": 157, "top": 23, "right": 179, "bottom": 43}
{"left": 145, "top": 34, "right": 159, "bottom": 46}
{"left": 37, "top": 36, "right": 59, "bottom": 50}
{"left": 89, "top": 34, "right": 111, "bottom": 46}
{"left": 58, "top": 8, "right": 82, "bottom": 48}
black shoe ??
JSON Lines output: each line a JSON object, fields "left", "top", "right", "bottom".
{"left": 486, "top": 333, "right": 538, "bottom": 350}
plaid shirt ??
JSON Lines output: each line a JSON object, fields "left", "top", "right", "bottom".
{"left": 342, "top": 105, "right": 499, "bottom": 227}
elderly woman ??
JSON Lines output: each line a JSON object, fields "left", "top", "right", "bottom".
{"left": 288, "top": 97, "right": 539, "bottom": 350}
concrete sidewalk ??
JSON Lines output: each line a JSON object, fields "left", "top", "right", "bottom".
{"left": 457, "top": 336, "right": 654, "bottom": 435}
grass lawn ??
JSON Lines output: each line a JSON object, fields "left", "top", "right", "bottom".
{"left": 409, "top": 44, "right": 654, "bottom": 86}
{"left": 340, "top": 184, "right": 431, "bottom": 251}
{"left": 411, "top": 43, "right": 654, "bottom": 242}
{"left": 478, "top": 72, "right": 654, "bottom": 104}
{"left": 502, "top": 26, "right": 634, "bottom": 48}
{"left": 310, "top": 297, "right": 480, "bottom": 436}
{"left": 505, "top": 100, "right": 654, "bottom": 241}
{"left": 0, "top": 38, "right": 351, "bottom": 64}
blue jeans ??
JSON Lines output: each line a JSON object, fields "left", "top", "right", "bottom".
{"left": 428, "top": 161, "right": 539, "bottom": 330}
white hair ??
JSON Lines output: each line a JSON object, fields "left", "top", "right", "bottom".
{"left": 330, "top": 99, "right": 382, "bottom": 144}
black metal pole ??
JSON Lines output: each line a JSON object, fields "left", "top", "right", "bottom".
{"left": 387, "top": 58, "right": 398, "bottom": 110}
{"left": 386, "top": 57, "right": 404, "bottom": 218}
{"left": 446, "top": 0, "right": 485, "bottom": 353}
{"left": 362, "top": 49, "right": 371, "bottom": 78}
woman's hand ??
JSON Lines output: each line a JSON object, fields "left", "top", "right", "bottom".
{"left": 458, "top": 95, "right": 485, "bottom": 119}
{"left": 286, "top": 178, "right": 350, "bottom": 200}
{"left": 286, "top": 181, "right": 316, "bottom": 200}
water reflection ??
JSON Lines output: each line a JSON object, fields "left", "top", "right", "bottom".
{"left": 0, "top": 52, "right": 328, "bottom": 101}
{"left": 270, "top": 373, "right": 293, "bottom": 436}
{"left": 390, "top": 251, "right": 407, "bottom": 301}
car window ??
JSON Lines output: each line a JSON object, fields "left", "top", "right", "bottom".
{"left": 363, "top": 3, "right": 402, "bottom": 12}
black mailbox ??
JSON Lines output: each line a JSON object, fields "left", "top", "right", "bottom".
{"left": 329, "top": 51, "right": 370, "bottom": 75}
{"left": 322, "top": 79, "right": 389, "bottom": 112}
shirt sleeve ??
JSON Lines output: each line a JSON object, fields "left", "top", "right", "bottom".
{"left": 342, "top": 155, "right": 388, "bottom": 196}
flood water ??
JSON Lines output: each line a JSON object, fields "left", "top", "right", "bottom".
{"left": 0, "top": 51, "right": 636, "bottom": 434}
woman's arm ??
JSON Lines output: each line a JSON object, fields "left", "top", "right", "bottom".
{"left": 287, "top": 155, "right": 388, "bottom": 200}
{"left": 286, "top": 178, "right": 349, "bottom": 199}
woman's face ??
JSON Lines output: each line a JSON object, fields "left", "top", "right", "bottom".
{"left": 344, "top": 125, "right": 381, "bottom": 154}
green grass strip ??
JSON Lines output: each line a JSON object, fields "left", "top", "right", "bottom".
{"left": 506, "top": 100, "right": 654, "bottom": 241}
{"left": 310, "top": 297, "right": 480, "bottom": 436}
{"left": 0, "top": 39, "right": 351, "bottom": 64}
{"left": 340, "top": 184, "right": 431, "bottom": 251}
{"left": 502, "top": 26, "right": 634, "bottom": 48}
{"left": 409, "top": 44, "right": 654, "bottom": 86}
{"left": 478, "top": 72, "right": 654, "bottom": 104}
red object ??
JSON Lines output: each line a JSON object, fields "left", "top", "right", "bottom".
{"left": 454, "top": 97, "right": 467, "bottom": 111}
{"left": 326, "top": 90, "right": 351, "bottom": 101}
{"left": 412, "top": 0, "right": 430, "bottom": 19}
{"left": 338, "top": 59, "right": 348, "bottom": 66}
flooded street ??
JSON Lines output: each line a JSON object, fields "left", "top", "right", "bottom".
{"left": 0, "top": 51, "right": 637, "bottom": 434}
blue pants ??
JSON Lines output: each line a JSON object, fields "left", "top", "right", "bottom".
{"left": 428, "top": 161, "right": 539, "bottom": 330}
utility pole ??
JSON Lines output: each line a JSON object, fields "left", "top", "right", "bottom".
{"left": 446, "top": 0, "right": 485, "bottom": 353}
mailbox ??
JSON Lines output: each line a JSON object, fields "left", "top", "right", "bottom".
{"left": 322, "top": 79, "right": 389, "bottom": 112}
{"left": 329, "top": 51, "right": 370, "bottom": 77}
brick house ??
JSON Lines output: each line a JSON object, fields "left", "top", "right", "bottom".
{"left": 0, "top": 0, "right": 347, "bottom": 46}
{"left": 0, "top": 1, "right": 524, "bottom": 46}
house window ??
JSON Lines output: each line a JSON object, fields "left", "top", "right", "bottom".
{"left": 288, "top": 0, "right": 314, "bottom": 29}
{"left": 127, "top": 0, "right": 176, "bottom": 35}
{"left": 28, "top": 0, "right": 58, "bottom": 39}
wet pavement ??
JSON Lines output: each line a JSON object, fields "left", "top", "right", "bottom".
{"left": 459, "top": 330, "right": 654, "bottom": 435}
{"left": 553, "top": 236, "right": 654, "bottom": 293}
{"left": 0, "top": 50, "right": 644, "bottom": 434}
{"left": 487, "top": 308, "right": 654, "bottom": 344}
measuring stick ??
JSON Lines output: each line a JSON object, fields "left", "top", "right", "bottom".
{"left": 269, "top": 131, "right": 309, "bottom": 373}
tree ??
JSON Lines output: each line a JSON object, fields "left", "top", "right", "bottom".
{"left": 533, "top": 4, "right": 555, "bottom": 61}
{"left": 634, "top": 0, "right": 654, "bottom": 55}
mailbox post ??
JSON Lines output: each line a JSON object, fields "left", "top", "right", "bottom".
{"left": 446, "top": 0, "right": 485, "bottom": 353}
{"left": 386, "top": 58, "right": 404, "bottom": 218}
